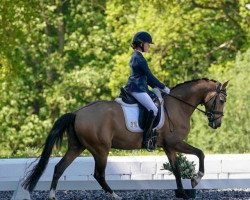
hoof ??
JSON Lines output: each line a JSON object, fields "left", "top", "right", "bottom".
{"left": 191, "top": 171, "right": 204, "bottom": 188}
{"left": 174, "top": 189, "right": 189, "bottom": 199}
{"left": 107, "top": 192, "right": 122, "bottom": 200}
{"left": 191, "top": 178, "right": 198, "bottom": 188}
{"left": 49, "top": 189, "right": 56, "bottom": 200}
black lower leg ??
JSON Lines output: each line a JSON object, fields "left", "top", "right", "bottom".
{"left": 50, "top": 147, "right": 83, "bottom": 192}
{"left": 94, "top": 172, "right": 113, "bottom": 193}
{"left": 142, "top": 110, "right": 156, "bottom": 151}
{"left": 93, "top": 154, "right": 113, "bottom": 194}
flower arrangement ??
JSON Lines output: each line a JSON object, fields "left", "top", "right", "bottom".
{"left": 162, "top": 153, "right": 196, "bottom": 179}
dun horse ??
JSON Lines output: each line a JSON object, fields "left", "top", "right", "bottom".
{"left": 22, "top": 78, "right": 228, "bottom": 199}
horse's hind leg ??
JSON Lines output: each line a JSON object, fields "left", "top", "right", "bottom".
{"left": 49, "top": 146, "right": 84, "bottom": 200}
{"left": 92, "top": 151, "right": 122, "bottom": 200}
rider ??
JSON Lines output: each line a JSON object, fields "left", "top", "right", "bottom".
{"left": 124, "top": 31, "right": 170, "bottom": 150}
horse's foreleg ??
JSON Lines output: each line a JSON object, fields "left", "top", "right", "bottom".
{"left": 163, "top": 148, "right": 185, "bottom": 193}
{"left": 49, "top": 146, "right": 84, "bottom": 200}
{"left": 173, "top": 141, "right": 205, "bottom": 188}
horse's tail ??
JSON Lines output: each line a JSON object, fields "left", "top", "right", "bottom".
{"left": 22, "top": 112, "right": 76, "bottom": 192}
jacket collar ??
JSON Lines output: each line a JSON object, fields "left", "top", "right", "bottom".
{"left": 135, "top": 50, "right": 144, "bottom": 57}
{"left": 136, "top": 49, "right": 143, "bottom": 54}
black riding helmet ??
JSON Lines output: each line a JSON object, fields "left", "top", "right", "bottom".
{"left": 131, "top": 31, "right": 153, "bottom": 51}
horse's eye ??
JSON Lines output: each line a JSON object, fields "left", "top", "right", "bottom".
{"left": 219, "top": 96, "right": 226, "bottom": 103}
{"left": 220, "top": 99, "right": 225, "bottom": 104}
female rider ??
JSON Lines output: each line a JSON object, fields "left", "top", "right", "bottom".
{"left": 124, "top": 31, "right": 170, "bottom": 150}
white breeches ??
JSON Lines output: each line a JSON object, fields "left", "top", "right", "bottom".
{"left": 131, "top": 92, "right": 158, "bottom": 116}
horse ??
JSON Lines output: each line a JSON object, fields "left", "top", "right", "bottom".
{"left": 22, "top": 78, "right": 228, "bottom": 199}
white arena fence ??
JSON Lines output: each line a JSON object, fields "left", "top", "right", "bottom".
{"left": 0, "top": 154, "right": 250, "bottom": 199}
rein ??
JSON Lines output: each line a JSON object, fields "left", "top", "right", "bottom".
{"left": 166, "top": 94, "right": 207, "bottom": 115}
{"left": 162, "top": 94, "right": 207, "bottom": 133}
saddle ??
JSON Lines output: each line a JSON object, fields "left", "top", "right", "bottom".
{"left": 115, "top": 88, "right": 165, "bottom": 132}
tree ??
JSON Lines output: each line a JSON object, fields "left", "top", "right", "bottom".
{"left": 107, "top": 0, "right": 248, "bottom": 96}
{"left": 0, "top": 0, "right": 249, "bottom": 156}
{"left": 0, "top": 0, "right": 113, "bottom": 156}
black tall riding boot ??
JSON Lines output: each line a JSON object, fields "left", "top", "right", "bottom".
{"left": 142, "top": 110, "right": 156, "bottom": 151}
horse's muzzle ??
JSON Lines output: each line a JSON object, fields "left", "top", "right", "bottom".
{"left": 209, "top": 121, "right": 221, "bottom": 129}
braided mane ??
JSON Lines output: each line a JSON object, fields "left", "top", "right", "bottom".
{"left": 171, "top": 78, "right": 217, "bottom": 90}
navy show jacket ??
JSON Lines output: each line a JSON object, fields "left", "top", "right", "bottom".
{"left": 125, "top": 51, "right": 165, "bottom": 93}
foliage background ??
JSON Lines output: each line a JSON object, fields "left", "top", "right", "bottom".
{"left": 0, "top": 0, "right": 249, "bottom": 157}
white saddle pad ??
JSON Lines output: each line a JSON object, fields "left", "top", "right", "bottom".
{"left": 115, "top": 88, "right": 165, "bottom": 132}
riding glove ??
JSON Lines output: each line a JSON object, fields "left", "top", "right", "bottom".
{"left": 162, "top": 86, "right": 170, "bottom": 94}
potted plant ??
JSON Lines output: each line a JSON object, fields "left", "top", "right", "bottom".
{"left": 162, "top": 153, "right": 196, "bottom": 199}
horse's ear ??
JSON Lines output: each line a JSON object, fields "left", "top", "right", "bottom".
{"left": 221, "top": 80, "right": 229, "bottom": 90}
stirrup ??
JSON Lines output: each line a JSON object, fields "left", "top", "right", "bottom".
{"left": 145, "top": 138, "right": 156, "bottom": 152}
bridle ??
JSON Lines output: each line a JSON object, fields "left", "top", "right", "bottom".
{"left": 202, "top": 83, "right": 227, "bottom": 123}
{"left": 163, "top": 82, "right": 227, "bottom": 124}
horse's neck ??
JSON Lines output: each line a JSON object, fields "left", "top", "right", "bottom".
{"left": 171, "top": 81, "right": 215, "bottom": 114}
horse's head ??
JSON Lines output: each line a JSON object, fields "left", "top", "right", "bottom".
{"left": 203, "top": 81, "right": 229, "bottom": 129}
